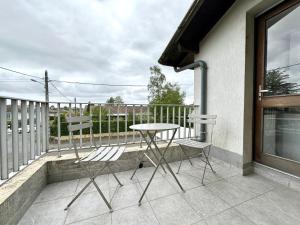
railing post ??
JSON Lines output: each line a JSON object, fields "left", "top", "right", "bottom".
{"left": 167, "top": 106, "right": 169, "bottom": 140}
{"left": 125, "top": 105, "right": 128, "bottom": 144}
{"left": 184, "top": 106, "right": 186, "bottom": 138}
{"left": 29, "top": 101, "right": 35, "bottom": 160}
{"left": 108, "top": 107, "right": 111, "bottom": 145}
{"left": 79, "top": 103, "right": 82, "bottom": 148}
{"left": 45, "top": 102, "right": 49, "bottom": 152}
{"left": 36, "top": 102, "right": 41, "bottom": 156}
{"left": 11, "top": 99, "right": 19, "bottom": 171}
{"left": 41, "top": 103, "right": 46, "bottom": 153}
{"left": 99, "top": 104, "right": 102, "bottom": 145}
{"left": 160, "top": 106, "right": 163, "bottom": 139}
{"left": 57, "top": 103, "right": 61, "bottom": 157}
{"left": 21, "top": 100, "right": 28, "bottom": 165}
{"left": 117, "top": 104, "right": 120, "bottom": 145}
{"left": 132, "top": 106, "right": 135, "bottom": 142}
{"left": 178, "top": 106, "right": 181, "bottom": 139}
{"left": 0, "top": 98, "right": 8, "bottom": 179}
{"left": 89, "top": 102, "right": 92, "bottom": 147}
{"left": 68, "top": 103, "right": 72, "bottom": 148}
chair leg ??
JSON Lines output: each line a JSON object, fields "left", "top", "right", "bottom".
{"left": 203, "top": 147, "right": 215, "bottom": 174}
{"left": 181, "top": 146, "right": 193, "bottom": 166}
{"left": 64, "top": 179, "right": 93, "bottom": 210}
{"left": 107, "top": 163, "right": 123, "bottom": 186}
{"left": 177, "top": 145, "right": 193, "bottom": 174}
{"left": 92, "top": 179, "right": 113, "bottom": 212}
{"left": 130, "top": 151, "right": 145, "bottom": 180}
{"left": 176, "top": 146, "right": 183, "bottom": 174}
{"left": 201, "top": 161, "right": 207, "bottom": 185}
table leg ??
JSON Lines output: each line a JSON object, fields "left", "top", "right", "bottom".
{"left": 147, "top": 130, "right": 185, "bottom": 192}
{"left": 138, "top": 129, "right": 184, "bottom": 205}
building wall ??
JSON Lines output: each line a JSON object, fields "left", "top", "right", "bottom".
{"left": 194, "top": 0, "right": 282, "bottom": 166}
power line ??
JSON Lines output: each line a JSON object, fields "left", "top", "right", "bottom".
{"left": 50, "top": 82, "right": 72, "bottom": 102}
{"left": 50, "top": 79, "right": 147, "bottom": 87}
{"left": 0, "top": 80, "right": 32, "bottom": 82}
{"left": 0, "top": 66, "right": 43, "bottom": 80}
{"left": 269, "top": 62, "right": 300, "bottom": 71}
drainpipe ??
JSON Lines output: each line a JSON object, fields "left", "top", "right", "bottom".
{"left": 174, "top": 60, "right": 207, "bottom": 140}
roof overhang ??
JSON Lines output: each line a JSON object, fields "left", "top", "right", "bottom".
{"left": 158, "top": 0, "right": 236, "bottom": 68}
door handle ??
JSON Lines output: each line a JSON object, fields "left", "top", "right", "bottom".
{"left": 258, "top": 85, "right": 269, "bottom": 101}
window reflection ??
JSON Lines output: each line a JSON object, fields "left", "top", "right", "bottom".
{"left": 265, "top": 4, "right": 300, "bottom": 96}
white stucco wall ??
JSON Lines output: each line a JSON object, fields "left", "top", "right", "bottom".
{"left": 194, "top": 0, "right": 281, "bottom": 158}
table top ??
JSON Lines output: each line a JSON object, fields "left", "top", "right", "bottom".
{"left": 129, "top": 123, "right": 180, "bottom": 131}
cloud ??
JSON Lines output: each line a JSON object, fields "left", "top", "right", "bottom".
{"left": 0, "top": 0, "right": 194, "bottom": 104}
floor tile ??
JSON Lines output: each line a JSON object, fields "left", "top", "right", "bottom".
{"left": 236, "top": 195, "right": 300, "bottom": 225}
{"left": 150, "top": 193, "right": 201, "bottom": 225}
{"left": 180, "top": 168, "right": 223, "bottom": 186}
{"left": 211, "top": 164, "right": 240, "bottom": 179}
{"left": 139, "top": 176, "right": 178, "bottom": 201}
{"left": 167, "top": 170, "right": 203, "bottom": 190}
{"left": 18, "top": 197, "right": 70, "bottom": 225}
{"left": 65, "top": 190, "right": 111, "bottom": 224}
{"left": 182, "top": 186, "right": 230, "bottom": 218}
{"left": 192, "top": 220, "right": 208, "bottom": 225}
{"left": 35, "top": 179, "right": 79, "bottom": 203}
{"left": 108, "top": 170, "right": 139, "bottom": 188}
{"left": 204, "top": 208, "right": 255, "bottom": 225}
{"left": 112, "top": 203, "right": 159, "bottom": 225}
{"left": 76, "top": 174, "right": 109, "bottom": 194}
{"left": 264, "top": 188, "right": 300, "bottom": 221}
{"left": 66, "top": 213, "right": 111, "bottom": 225}
{"left": 226, "top": 173, "right": 281, "bottom": 194}
{"left": 134, "top": 166, "right": 163, "bottom": 182}
{"left": 207, "top": 180, "right": 257, "bottom": 206}
{"left": 110, "top": 182, "right": 144, "bottom": 210}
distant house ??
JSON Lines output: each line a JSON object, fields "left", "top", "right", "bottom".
{"left": 159, "top": 0, "right": 300, "bottom": 176}
{"left": 105, "top": 105, "right": 151, "bottom": 118}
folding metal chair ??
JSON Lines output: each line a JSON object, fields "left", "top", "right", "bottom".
{"left": 174, "top": 114, "right": 217, "bottom": 185}
{"left": 64, "top": 115, "right": 125, "bottom": 212}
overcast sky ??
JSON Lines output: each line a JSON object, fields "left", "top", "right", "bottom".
{"left": 0, "top": 0, "right": 194, "bottom": 104}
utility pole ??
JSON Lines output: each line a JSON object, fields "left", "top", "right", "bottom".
{"left": 44, "top": 70, "right": 49, "bottom": 152}
{"left": 44, "top": 70, "right": 49, "bottom": 103}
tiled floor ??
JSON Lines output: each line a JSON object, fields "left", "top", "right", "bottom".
{"left": 18, "top": 158, "right": 300, "bottom": 225}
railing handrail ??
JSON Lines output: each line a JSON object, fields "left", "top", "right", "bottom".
{"left": 0, "top": 95, "right": 46, "bottom": 103}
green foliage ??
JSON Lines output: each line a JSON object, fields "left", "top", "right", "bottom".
{"left": 148, "top": 65, "right": 185, "bottom": 104}
{"left": 265, "top": 69, "right": 299, "bottom": 95}
{"left": 106, "top": 96, "right": 124, "bottom": 104}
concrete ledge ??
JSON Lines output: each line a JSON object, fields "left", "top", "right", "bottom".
{"left": 254, "top": 162, "right": 300, "bottom": 192}
{"left": 0, "top": 159, "right": 47, "bottom": 225}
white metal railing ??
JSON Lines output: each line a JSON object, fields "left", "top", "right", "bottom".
{"left": 0, "top": 96, "right": 48, "bottom": 183}
{"left": 0, "top": 96, "right": 198, "bottom": 183}
{"left": 47, "top": 102, "right": 198, "bottom": 152}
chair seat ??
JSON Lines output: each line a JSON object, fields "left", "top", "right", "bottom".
{"left": 81, "top": 146, "right": 126, "bottom": 162}
{"left": 174, "top": 139, "right": 211, "bottom": 149}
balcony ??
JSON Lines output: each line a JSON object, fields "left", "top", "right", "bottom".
{"left": 0, "top": 96, "right": 300, "bottom": 225}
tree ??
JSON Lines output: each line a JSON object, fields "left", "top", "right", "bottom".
{"left": 148, "top": 65, "right": 185, "bottom": 104}
{"left": 106, "top": 96, "right": 124, "bottom": 105}
{"left": 265, "top": 69, "right": 299, "bottom": 95}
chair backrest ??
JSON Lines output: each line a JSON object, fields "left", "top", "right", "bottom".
{"left": 67, "top": 116, "right": 93, "bottom": 132}
{"left": 66, "top": 115, "right": 94, "bottom": 160}
{"left": 188, "top": 113, "right": 217, "bottom": 143}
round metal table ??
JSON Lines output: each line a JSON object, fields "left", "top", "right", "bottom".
{"left": 129, "top": 123, "right": 185, "bottom": 205}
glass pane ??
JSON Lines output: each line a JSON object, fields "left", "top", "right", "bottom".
{"left": 265, "top": 4, "right": 300, "bottom": 96}
{"left": 263, "top": 107, "right": 300, "bottom": 162}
